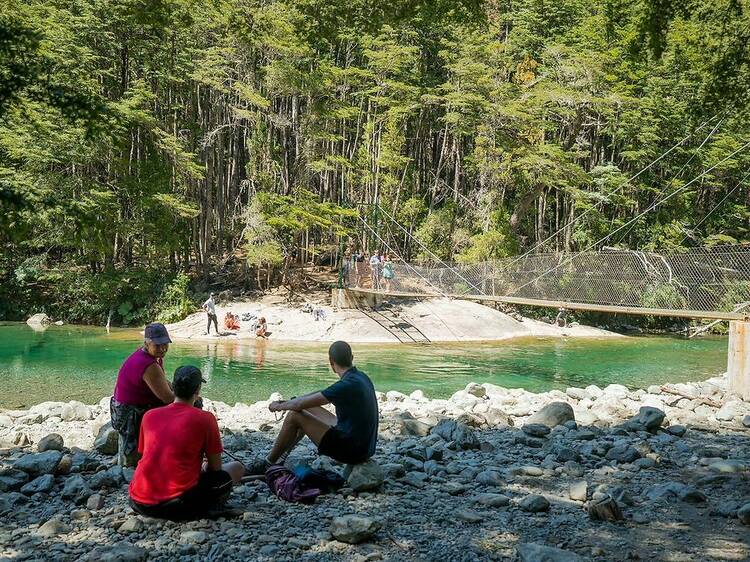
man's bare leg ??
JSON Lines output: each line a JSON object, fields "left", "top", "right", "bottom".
{"left": 267, "top": 410, "right": 335, "bottom": 464}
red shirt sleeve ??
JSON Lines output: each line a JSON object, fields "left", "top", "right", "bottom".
{"left": 204, "top": 412, "right": 223, "bottom": 455}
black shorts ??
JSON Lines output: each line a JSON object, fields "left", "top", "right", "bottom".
{"left": 130, "top": 470, "right": 232, "bottom": 521}
{"left": 318, "top": 427, "right": 368, "bottom": 465}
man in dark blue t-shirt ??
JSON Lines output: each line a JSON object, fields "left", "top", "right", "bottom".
{"left": 265, "top": 341, "right": 378, "bottom": 466}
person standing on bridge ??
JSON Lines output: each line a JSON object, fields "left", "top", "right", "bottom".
{"left": 382, "top": 253, "right": 395, "bottom": 292}
{"left": 369, "top": 251, "right": 382, "bottom": 290}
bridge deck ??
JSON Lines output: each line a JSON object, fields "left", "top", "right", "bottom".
{"left": 347, "top": 288, "right": 746, "bottom": 321}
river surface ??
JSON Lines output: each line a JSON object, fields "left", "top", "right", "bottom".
{"left": 0, "top": 323, "right": 728, "bottom": 409}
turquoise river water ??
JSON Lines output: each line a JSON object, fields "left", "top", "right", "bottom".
{"left": 0, "top": 323, "right": 728, "bottom": 409}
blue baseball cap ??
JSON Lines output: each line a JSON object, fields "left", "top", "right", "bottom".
{"left": 144, "top": 322, "right": 172, "bottom": 345}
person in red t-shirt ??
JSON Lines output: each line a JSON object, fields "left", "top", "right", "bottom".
{"left": 128, "top": 366, "right": 244, "bottom": 520}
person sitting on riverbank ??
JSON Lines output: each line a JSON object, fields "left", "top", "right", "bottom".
{"left": 256, "top": 316, "right": 270, "bottom": 338}
{"left": 111, "top": 323, "right": 175, "bottom": 467}
{"left": 262, "top": 341, "right": 378, "bottom": 468}
{"left": 129, "top": 366, "right": 245, "bottom": 521}
{"left": 224, "top": 311, "right": 240, "bottom": 331}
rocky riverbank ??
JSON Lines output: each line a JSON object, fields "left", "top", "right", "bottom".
{"left": 1, "top": 375, "right": 749, "bottom": 561}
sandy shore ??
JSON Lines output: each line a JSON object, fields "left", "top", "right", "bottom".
{"left": 166, "top": 295, "right": 619, "bottom": 343}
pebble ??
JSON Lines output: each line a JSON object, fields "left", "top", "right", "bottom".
{"left": 475, "top": 493, "right": 511, "bottom": 507}
{"left": 569, "top": 480, "right": 588, "bottom": 501}
{"left": 180, "top": 530, "right": 207, "bottom": 544}
{"left": 117, "top": 517, "right": 143, "bottom": 534}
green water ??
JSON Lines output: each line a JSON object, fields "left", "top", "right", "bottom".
{"left": 0, "top": 322, "right": 728, "bottom": 409}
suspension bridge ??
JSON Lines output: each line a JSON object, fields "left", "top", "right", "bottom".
{"left": 330, "top": 114, "right": 750, "bottom": 397}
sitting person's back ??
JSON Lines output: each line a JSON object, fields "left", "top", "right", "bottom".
{"left": 129, "top": 366, "right": 243, "bottom": 520}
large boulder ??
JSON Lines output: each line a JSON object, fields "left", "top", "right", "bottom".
{"left": 13, "top": 451, "right": 64, "bottom": 476}
{"left": 37, "top": 433, "right": 65, "bottom": 453}
{"left": 27, "top": 313, "right": 51, "bottom": 326}
{"left": 431, "top": 419, "right": 479, "bottom": 450}
{"left": 346, "top": 460, "right": 384, "bottom": 492}
{"left": 526, "top": 402, "right": 575, "bottom": 428}
{"left": 94, "top": 423, "right": 119, "bottom": 455}
{"left": 516, "top": 543, "right": 588, "bottom": 562}
{"left": 330, "top": 515, "right": 381, "bottom": 544}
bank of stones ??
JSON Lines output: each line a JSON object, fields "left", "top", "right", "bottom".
{"left": 0, "top": 373, "right": 748, "bottom": 561}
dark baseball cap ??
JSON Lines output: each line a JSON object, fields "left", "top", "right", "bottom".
{"left": 173, "top": 365, "right": 206, "bottom": 399}
{"left": 144, "top": 322, "right": 172, "bottom": 345}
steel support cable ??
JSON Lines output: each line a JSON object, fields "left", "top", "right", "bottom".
{"left": 506, "top": 139, "right": 750, "bottom": 298}
{"left": 454, "top": 113, "right": 724, "bottom": 295}
{"left": 373, "top": 203, "right": 485, "bottom": 295}
{"left": 610, "top": 117, "right": 724, "bottom": 246}
{"left": 357, "top": 215, "right": 463, "bottom": 340}
{"left": 678, "top": 169, "right": 750, "bottom": 245}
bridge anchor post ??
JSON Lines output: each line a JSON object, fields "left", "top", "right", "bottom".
{"left": 728, "top": 319, "right": 750, "bottom": 401}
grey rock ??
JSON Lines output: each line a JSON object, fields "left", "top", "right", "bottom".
{"left": 556, "top": 447, "right": 581, "bottom": 463}
{"left": 743, "top": 415, "right": 750, "bottom": 428}
{"left": 381, "top": 463, "right": 405, "bottom": 479}
{"left": 86, "top": 494, "right": 105, "bottom": 510}
{"left": 647, "top": 482, "right": 706, "bottom": 503}
{"left": 71, "top": 451, "right": 99, "bottom": 472}
{"left": 330, "top": 515, "right": 381, "bottom": 544}
{"left": 522, "top": 424, "right": 550, "bottom": 437}
{"left": 516, "top": 542, "right": 588, "bottom": 562}
{"left": 476, "top": 470, "right": 503, "bottom": 486}
{"left": 402, "top": 471, "right": 428, "bottom": 488}
{"left": 520, "top": 466, "right": 544, "bottom": 477}
{"left": 37, "top": 433, "right": 65, "bottom": 452}
{"left": 738, "top": 503, "right": 750, "bottom": 526}
{"left": 526, "top": 402, "right": 575, "bottom": 428}
{"left": 456, "top": 509, "right": 482, "bottom": 523}
{"left": 708, "top": 460, "right": 747, "bottom": 473}
{"left": 13, "top": 451, "right": 63, "bottom": 476}
{"left": 62, "top": 474, "right": 92, "bottom": 501}
{"left": 605, "top": 444, "right": 640, "bottom": 463}
{"left": 118, "top": 517, "right": 143, "bottom": 534}
{"left": 71, "top": 509, "right": 92, "bottom": 520}
{"left": 519, "top": 494, "right": 550, "bottom": 512}
{"left": 90, "top": 466, "right": 123, "bottom": 489}
{"left": 180, "top": 530, "right": 207, "bottom": 544}
{"left": 401, "top": 419, "right": 432, "bottom": 437}
{"left": 85, "top": 545, "right": 147, "bottom": 562}
{"left": 94, "top": 423, "right": 119, "bottom": 455}
{"left": 445, "top": 482, "right": 471, "bottom": 495}
{"left": 626, "top": 406, "right": 665, "bottom": 432}
{"left": 27, "top": 313, "right": 51, "bottom": 326}
{"left": 20, "top": 474, "right": 54, "bottom": 495}
{"left": 346, "top": 460, "right": 384, "bottom": 492}
{"left": 36, "top": 518, "right": 70, "bottom": 537}
{"left": 475, "top": 493, "right": 510, "bottom": 507}
{"left": 569, "top": 480, "right": 588, "bottom": 501}
{"left": 666, "top": 424, "right": 687, "bottom": 436}
{"left": 0, "top": 469, "right": 29, "bottom": 491}
{"left": 259, "top": 545, "right": 279, "bottom": 557}
{"left": 431, "top": 419, "right": 479, "bottom": 449}
{"left": 425, "top": 446, "right": 443, "bottom": 461}
{"left": 514, "top": 434, "right": 545, "bottom": 448}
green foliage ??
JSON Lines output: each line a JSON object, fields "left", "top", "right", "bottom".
{"left": 155, "top": 273, "right": 197, "bottom": 324}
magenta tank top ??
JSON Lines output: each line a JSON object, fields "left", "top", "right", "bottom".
{"left": 113, "top": 348, "right": 163, "bottom": 406}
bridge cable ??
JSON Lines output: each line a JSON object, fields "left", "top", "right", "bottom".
{"left": 357, "top": 215, "right": 463, "bottom": 340}
{"left": 505, "top": 139, "right": 750, "bottom": 297}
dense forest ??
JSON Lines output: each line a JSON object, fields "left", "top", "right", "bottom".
{"left": 1, "top": 0, "right": 749, "bottom": 324}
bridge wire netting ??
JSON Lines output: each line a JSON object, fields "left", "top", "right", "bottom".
{"left": 350, "top": 245, "right": 750, "bottom": 316}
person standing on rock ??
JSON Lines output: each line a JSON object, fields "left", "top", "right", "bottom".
{"left": 129, "top": 366, "right": 244, "bottom": 520}
{"left": 203, "top": 292, "right": 219, "bottom": 335}
{"left": 110, "top": 323, "right": 175, "bottom": 467}
{"left": 262, "top": 340, "right": 378, "bottom": 468}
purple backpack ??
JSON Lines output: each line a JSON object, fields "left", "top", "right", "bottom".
{"left": 265, "top": 465, "right": 321, "bottom": 504}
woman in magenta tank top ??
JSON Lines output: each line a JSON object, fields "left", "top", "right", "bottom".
{"left": 110, "top": 323, "right": 175, "bottom": 467}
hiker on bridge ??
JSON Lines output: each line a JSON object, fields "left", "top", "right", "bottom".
{"left": 383, "top": 253, "right": 396, "bottom": 292}
{"left": 369, "top": 250, "right": 382, "bottom": 290}
{"left": 260, "top": 341, "right": 378, "bottom": 469}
